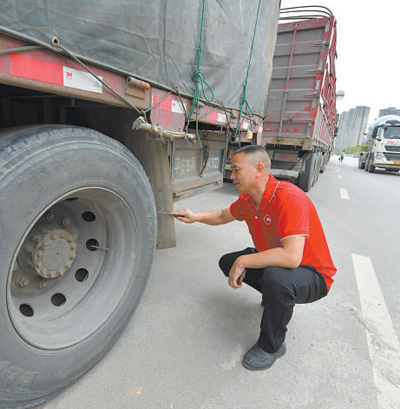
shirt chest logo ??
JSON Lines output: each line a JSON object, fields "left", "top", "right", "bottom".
{"left": 264, "top": 214, "right": 272, "bottom": 225}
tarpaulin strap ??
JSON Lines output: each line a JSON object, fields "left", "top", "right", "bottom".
{"left": 186, "top": 0, "right": 215, "bottom": 148}
{"left": 235, "top": 0, "right": 262, "bottom": 145}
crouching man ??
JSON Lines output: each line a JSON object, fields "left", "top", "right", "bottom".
{"left": 174, "top": 145, "right": 336, "bottom": 371}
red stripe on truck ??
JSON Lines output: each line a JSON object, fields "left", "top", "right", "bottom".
{"left": 9, "top": 53, "right": 63, "bottom": 85}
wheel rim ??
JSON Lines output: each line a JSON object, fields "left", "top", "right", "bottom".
{"left": 7, "top": 187, "right": 138, "bottom": 350}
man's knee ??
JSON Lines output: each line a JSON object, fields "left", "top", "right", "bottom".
{"left": 219, "top": 248, "right": 257, "bottom": 278}
{"left": 218, "top": 254, "right": 231, "bottom": 277}
{"left": 260, "top": 266, "right": 294, "bottom": 297}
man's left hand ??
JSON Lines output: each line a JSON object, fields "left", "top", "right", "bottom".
{"left": 228, "top": 260, "right": 246, "bottom": 289}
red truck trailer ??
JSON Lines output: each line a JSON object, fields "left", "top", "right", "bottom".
{"left": 263, "top": 6, "right": 338, "bottom": 191}
{"left": 0, "top": 1, "right": 280, "bottom": 407}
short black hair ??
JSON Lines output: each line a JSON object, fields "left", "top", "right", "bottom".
{"left": 233, "top": 145, "right": 271, "bottom": 169}
{"left": 234, "top": 145, "right": 267, "bottom": 155}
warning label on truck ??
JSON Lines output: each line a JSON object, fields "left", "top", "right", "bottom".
{"left": 9, "top": 53, "right": 102, "bottom": 94}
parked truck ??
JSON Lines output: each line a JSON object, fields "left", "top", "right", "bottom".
{"left": 0, "top": 1, "right": 280, "bottom": 407}
{"left": 262, "top": 6, "right": 338, "bottom": 192}
{"left": 358, "top": 115, "right": 400, "bottom": 173}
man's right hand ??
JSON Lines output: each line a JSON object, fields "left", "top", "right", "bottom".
{"left": 172, "top": 208, "right": 197, "bottom": 224}
{"left": 173, "top": 207, "right": 234, "bottom": 226}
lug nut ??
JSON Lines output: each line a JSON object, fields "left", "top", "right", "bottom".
{"left": 45, "top": 212, "right": 55, "bottom": 221}
{"left": 62, "top": 218, "right": 71, "bottom": 227}
{"left": 36, "top": 279, "right": 50, "bottom": 289}
{"left": 16, "top": 276, "right": 30, "bottom": 288}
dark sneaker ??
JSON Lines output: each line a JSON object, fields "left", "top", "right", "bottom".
{"left": 242, "top": 343, "right": 286, "bottom": 371}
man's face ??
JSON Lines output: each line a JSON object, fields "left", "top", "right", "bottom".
{"left": 230, "top": 153, "right": 257, "bottom": 193}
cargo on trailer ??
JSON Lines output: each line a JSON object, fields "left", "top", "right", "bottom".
{"left": 0, "top": 1, "right": 281, "bottom": 408}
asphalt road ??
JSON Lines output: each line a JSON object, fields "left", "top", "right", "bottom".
{"left": 37, "top": 156, "right": 400, "bottom": 409}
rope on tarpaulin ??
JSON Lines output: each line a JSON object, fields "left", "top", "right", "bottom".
{"left": 0, "top": 45, "right": 43, "bottom": 55}
{"left": 185, "top": 0, "right": 215, "bottom": 149}
{"left": 235, "top": 0, "right": 262, "bottom": 146}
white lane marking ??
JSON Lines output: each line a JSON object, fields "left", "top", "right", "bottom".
{"left": 336, "top": 168, "right": 340, "bottom": 172}
{"left": 340, "top": 188, "right": 349, "bottom": 200}
{"left": 352, "top": 254, "right": 400, "bottom": 409}
{"left": 338, "top": 174, "right": 343, "bottom": 180}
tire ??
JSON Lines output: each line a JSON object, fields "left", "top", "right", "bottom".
{"left": 320, "top": 153, "right": 327, "bottom": 173}
{"left": 368, "top": 162, "right": 375, "bottom": 173}
{"left": 364, "top": 156, "right": 370, "bottom": 171}
{"left": 366, "top": 155, "right": 375, "bottom": 173}
{"left": 312, "top": 152, "right": 321, "bottom": 186}
{"left": 0, "top": 125, "right": 156, "bottom": 408}
{"left": 358, "top": 155, "right": 365, "bottom": 169}
{"left": 298, "top": 153, "right": 316, "bottom": 192}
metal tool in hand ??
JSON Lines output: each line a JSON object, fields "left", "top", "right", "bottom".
{"left": 156, "top": 211, "right": 184, "bottom": 218}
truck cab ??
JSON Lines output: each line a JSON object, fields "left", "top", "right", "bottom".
{"left": 360, "top": 115, "right": 400, "bottom": 173}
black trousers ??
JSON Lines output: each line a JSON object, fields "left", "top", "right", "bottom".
{"left": 219, "top": 247, "right": 328, "bottom": 353}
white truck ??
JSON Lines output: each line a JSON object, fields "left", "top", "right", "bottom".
{"left": 358, "top": 115, "right": 400, "bottom": 173}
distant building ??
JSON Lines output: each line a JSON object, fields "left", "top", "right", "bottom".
{"left": 335, "top": 106, "right": 370, "bottom": 151}
{"left": 378, "top": 107, "right": 400, "bottom": 117}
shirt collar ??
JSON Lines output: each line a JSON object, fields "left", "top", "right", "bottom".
{"left": 242, "top": 175, "right": 280, "bottom": 212}
{"left": 258, "top": 175, "right": 280, "bottom": 211}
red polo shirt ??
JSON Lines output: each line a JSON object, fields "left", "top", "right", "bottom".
{"left": 230, "top": 175, "right": 336, "bottom": 290}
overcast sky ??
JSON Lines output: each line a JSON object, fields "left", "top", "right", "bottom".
{"left": 279, "top": 0, "right": 400, "bottom": 122}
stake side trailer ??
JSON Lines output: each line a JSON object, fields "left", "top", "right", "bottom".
{"left": 263, "top": 6, "right": 337, "bottom": 192}
{"left": 0, "top": 1, "right": 280, "bottom": 407}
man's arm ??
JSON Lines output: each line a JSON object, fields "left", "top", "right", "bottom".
{"left": 173, "top": 207, "right": 235, "bottom": 226}
{"left": 228, "top": 235, "right": 306, "bottom": 289}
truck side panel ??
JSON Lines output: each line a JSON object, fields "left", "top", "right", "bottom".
{"left": 0, "top": 34, "right": 227, "bottom": 202}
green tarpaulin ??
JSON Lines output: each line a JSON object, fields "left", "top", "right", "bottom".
{"left": 0, "top": 0, "right": 280, "bottom": 115}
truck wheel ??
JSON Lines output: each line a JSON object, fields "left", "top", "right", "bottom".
{"left": 368, "top": 161, "right": 375, "bottom": 173}
{"left": 298, "top": 153, "right": 316, "bottom": 192}
{"left": 364, "top": 156, "right": 370, "bottom": 171}
{"left": 0, "top": 125, "right": 156, "bottom": 408}
{"left": 320, "top": 153, "right": 327, "bottom": 173}
{"left": 312, "top": 152, "right": 321, "bottom": 186}
{"left": 358, "top": 155, "right": 365, "bottom": 169}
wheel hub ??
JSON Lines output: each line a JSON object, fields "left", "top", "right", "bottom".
{"left": 18, "top": 225, "right": 77, "bottom": 279}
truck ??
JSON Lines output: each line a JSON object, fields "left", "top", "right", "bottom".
{"left": 358, "top": 115, "right": 400, "bottom": 173}
{"left": 0, "top": 1, "right": 281, "bottom": 407}
{"left": 261, "top": 6, "right": 338, "bottom": 192}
